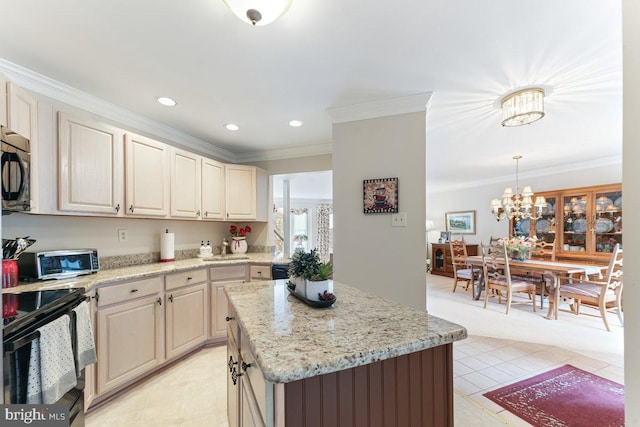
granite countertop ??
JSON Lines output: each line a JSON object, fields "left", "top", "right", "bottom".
{"left": 225, "top": 280, "right": 467, "bottom": 384}
{"left": 6, "top": 253, "right": 288, "bottom": 293}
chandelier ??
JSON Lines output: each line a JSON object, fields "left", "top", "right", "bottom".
{"left": 223, "top": 0, "right": 294, "bottom": 26}
{"left": 501, "top": 88, "right": 545, "bottom": 127}
{"left": 490, "top": 155, "right": 546, "bottom": 222}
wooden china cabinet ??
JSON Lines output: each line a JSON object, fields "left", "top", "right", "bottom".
{"left": 510, "top": 183, "right": 622, "bottom": 262}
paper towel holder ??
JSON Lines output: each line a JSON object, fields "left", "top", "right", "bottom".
{"left": 160, "top": 229, "right": 176, "bottom": 262}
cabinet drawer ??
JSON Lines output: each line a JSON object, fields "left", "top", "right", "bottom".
{"left": 97, "top": 276, "right": 163, "bottom": 307}
{"left": 250, "top": 265, "right": 271, "bottom": 281}
{"left": 210, "top": 265, "right": 247, "bottom": 283}
{"left": 165, "top": 268, "right": 207, "bottom": 290}
{"left": 240, "top": 332, "right": 271, "bottom": 425}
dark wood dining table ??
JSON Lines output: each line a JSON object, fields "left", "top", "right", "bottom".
{"left": 457, "top": 255, "right": 608, "bottom": 320}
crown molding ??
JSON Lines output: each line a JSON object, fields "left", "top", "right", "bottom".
{"left": 327, "top": 92, "right": 433, "bottom": 124}
{"left": 428, "top": 155, "right": 622, "bottom": 194}
{"left": 0, "top": 58, "right": 236, "bottom": 162}
{"left": 235, "top": 143, "right": 333, "bottom": 163}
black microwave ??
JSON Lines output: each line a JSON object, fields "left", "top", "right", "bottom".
{"left": 17, "top": 249, "right": 100, "bottom": 280}
{"left": 1, "top": 126, "right": 31, "bottom": 213}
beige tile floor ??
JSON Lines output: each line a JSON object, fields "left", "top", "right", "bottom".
{"left": 86, "top": 274, "right": 624, "bottom": 426}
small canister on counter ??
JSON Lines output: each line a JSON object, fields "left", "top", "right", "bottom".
{"left": 2, "top": 259, "right": 18, "bottom": 288}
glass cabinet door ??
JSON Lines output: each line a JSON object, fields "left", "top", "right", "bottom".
{"left": 534, "top": 196, "right": 557, "bottom": 245}
{"left": 561, "top": 193, "right": 589, "bottom": 253}
{"left": 594, "top": 190, "right": 622, "bottom": 253}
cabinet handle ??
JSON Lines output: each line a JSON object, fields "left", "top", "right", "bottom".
{"left": 227, "top": 212, "right": 229, "bottom": 218}
{"left": 228, "top": 356, "right": 238, "bottom": 372}
{"left": 91, "top": 291, "right": 100, "bottom": 302}
{"left": 169, "top": 294, "right": 174, "bottom": 303}
{"left": 157, "top": 297, "right": 162, "bottom": 306}
{"left": 242, "top": 361, "right": 252, "bottom": 371}
{"left": 129, "top": 205, "right": 135, "bottom": 213}
{"left": 204, "top": 211, "right": 208, "bottom": 217}
{"left": 187, "top": 276, "right": 193, "bottom": 281}
{"left": 196, "top": 210, "right": 200, "bottom": 217}
{"left": 231, "top": 368, "right": 242, "bottom": 385}
{"left": 130, "top": 288, "right": 138, "bottom": 293}
{"left": 225, "top": 316, "right": 235, "bottom": 322}
{"left": 115, "top": 204, "right": 120, "bottom": 213}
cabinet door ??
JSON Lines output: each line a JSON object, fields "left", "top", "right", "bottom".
{"left": 202, "top": 157, "right": 225, "bottom": 220}
{"left": 560, "top": 191, "right": 589, "bottom": 254}
{"left": 594, "top": 189, "right": 622, "bottom": 254}
{"left": 96, "top": 294, "right": 164, "bottom": 395}
{"left": 165, "top": 283, "right": 207, "bottom": 359}
{"left": 170, "top": 148, "right": 201, "bottom": 218}
{"left": 211, "top": 283, "right": 228, "bottom": 339}
{"left": 58, "top": 112, "right": 124, "bottom": 214}
{"left": 7, "top": 83, "right": 37, "bottom": 143}
{"left": 228, "top": 332, "right": 241, "bottom": 427}
{"left": 226, "top": 165, "right": 257, "bottom": 220}
{"left": 241, "top": 380, "right": 266, "bottom": 427}
{"left": 125, "top": 133, "right": 169, "bottom": 217}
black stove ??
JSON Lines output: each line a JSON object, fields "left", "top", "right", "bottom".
{"left": 3, "top": 288, "right": 86, "bottom": 339}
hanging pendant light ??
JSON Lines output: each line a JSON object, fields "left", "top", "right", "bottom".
{"left": 490, "top": 155, "right": 546, "bottom": 222}
{"left": 223, "top": 0, "right": 294, "bottom": 26}
{"left": 501, "top": 88, "right": 545, "bottom": 127}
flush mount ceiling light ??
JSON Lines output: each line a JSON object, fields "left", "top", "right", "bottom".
{"left": 288, "top": 120, "right": 303, "bottom": 127}
{"left": 225, "top": 123, "right": 240, "bottom": 131}
{"left": 156, "top": 96, "right": 177, "bottom": 107}
{"left": 223, "top": 0, "right": 294, "bottom": 26}
{"left": 501, "top": 88, "right": 545, "bottom": 127}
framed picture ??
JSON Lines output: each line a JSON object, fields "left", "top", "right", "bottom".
{"left": 363, "top": 177, "right": 399, "bottom": 214}
{"left": 445, "top": 210, "right": 476, "bottom": 234}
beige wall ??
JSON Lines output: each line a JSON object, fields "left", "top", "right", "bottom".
{"left": 249, "top": 154, "right": 332, "bottom": 175}
{"left": 623, "top": 1, "right": 639, "bottom": 424}
{"left": 333, "top": 111, "right": 427, "bottom": 311}
{"left": 2, "top": 214, "right": 268, "bottom": 257}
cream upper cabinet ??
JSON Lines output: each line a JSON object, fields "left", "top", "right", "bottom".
{"left": 226, "top": 164, "right": 257, "bottom": 220}
{"left": 7, "top": 83, "right": 38, "bottom": 143}
{"left": 170, "top": 147, "right": 201, "bottom": 219}
{"left": 202, "top": 157, "right": 225, "bottom": 220}
{"left": 125, "top": 132, "right": 169, "bottom": 217}
{"left": 58, "top": 112, "right": 124, "bottom": 214}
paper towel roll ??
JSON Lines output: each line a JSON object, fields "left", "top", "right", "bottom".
{"left": 160, "top": 232, "right": 175, "bottom": 262}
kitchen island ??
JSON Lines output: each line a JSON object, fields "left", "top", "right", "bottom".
{"left": 225, "top": 280, "right": 467, "bottom": 427}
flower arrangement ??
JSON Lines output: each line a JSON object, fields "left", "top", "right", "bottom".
{"left": 499, "top": 235, "right": 537, "bottom": 260}
{"left": 229, "top": 224, "right": 251, "bottom": 238}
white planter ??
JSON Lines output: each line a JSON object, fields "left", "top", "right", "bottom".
{"left": 293, "top": 277, "right": 307, "bottom": 298}
{"left": 306, "top": 279, "right": 333, "bottom": 301}
{"left": 230, "top": 237, "right": 248, "bottom": 254}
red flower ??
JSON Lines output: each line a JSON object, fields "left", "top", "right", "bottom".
{"left": 245, "top": 225, "right": 252, "bottom": 233}
{"left": 239, "top": 228, "right": 247, "bottom": 236}
{"left": 229, "top": 224, "right": 252, "bottom": 237}
{"left": 230, "top": 225, "right": 237, "bottom": 233}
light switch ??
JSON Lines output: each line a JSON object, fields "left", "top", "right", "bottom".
{"left": 391, "top": 212, "right": 407, "bottom": 227}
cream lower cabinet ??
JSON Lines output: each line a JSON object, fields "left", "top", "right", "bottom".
{"left": 210, "top": 264, "right": 248, "bottom": 340}
{"left": 95, "top": 277, "right": 165, "bottom": 396}
{"left": 165, "top": 282, "right": 208, "bottom": 359}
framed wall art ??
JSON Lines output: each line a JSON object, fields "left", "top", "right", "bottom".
{"left": 445, "top": 210, "right": 476, "bottom": 234}
{"left": 363, "top": 177, "right": 398, "bottom": 214}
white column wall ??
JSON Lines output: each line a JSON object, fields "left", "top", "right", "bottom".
{"left": 623, "top": 1, "right": 640, "bottom": 424}
{"left": 332, "top": 110, "right": 428, "bottom": 311}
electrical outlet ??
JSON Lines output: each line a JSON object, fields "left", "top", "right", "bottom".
{"left": 391, "top": 212, "right": 407, "bottom": 227}
{"left": 118, "top": 229, "right": 129, "bottom": 242}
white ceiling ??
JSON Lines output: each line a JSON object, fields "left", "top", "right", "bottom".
{"left": 0, "top": 0, "right": 622, "bottom": 191}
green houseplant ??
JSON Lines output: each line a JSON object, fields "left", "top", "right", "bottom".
{"left": 288, "top": 249, "right": 333, "bottom": 301}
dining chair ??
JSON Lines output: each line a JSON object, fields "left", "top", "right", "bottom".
{"left": 512, "top": 238, "right": 556, "bottom": 308}
{"left": 449, "top": 239, "right": 480, "bottom": 293}
{"left": 482, "top": 241, "right": 537, "bottom": 314}
{"left": 558, "top": 244, "right": 623, "bottom": 331}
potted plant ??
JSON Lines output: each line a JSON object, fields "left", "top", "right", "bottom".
{"left": 229, "top": 225, "right": 251, "bottom": 254}
{"left": 293, "top": 233, "right": 308, "bottom": 248}
{"left": 306, "top": 261, "right": 333, "bottom": 302}
{"left": 288, "top": 248, "right": 333, "bottom": 300}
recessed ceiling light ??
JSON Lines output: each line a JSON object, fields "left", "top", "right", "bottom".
{"left": 289, "top": 120, "right": 303, "bottom": 127}
{"left": 156, "top": 97, "right": 177, "bottom": 107}
{"left": 225, "top": 123, "right": 240, "bottom": 131}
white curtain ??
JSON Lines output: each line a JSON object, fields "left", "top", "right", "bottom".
{"left": 316, "top": 204, "right": 333, "bottom": 263}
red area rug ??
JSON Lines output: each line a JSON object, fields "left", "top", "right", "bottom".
{"left": 483, "top": 364, "right": 624, "bottom": 427}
